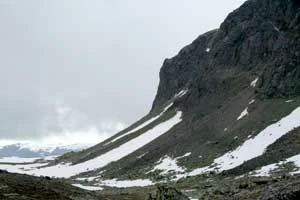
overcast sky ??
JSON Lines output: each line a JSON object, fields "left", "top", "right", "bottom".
{"left": 0, "top": 0, "right": 246, "bottom": 145}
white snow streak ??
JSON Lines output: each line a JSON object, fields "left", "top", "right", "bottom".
{"left": 286, "top": 100, "right": 294, "bottom": 103}
{"left": 149, "top": 156, "right": 186, "bottom": 175}
{"left": 6, "top": 111, "right": 182, "bottom": 178}
{"left": 72, "top": 184, "right": 103, "bottom": 191}
{"left": 98, "top": 179, "right": 153, "bottom": 188}
{"left": 250, "top": 77, "right": 259, "bottom": 87}
{"left": 249, "top": 99, "right": 255, "bottom": 105}
{"left": 0, "top": 157, "right": 40, "bottom": 163}
{"left": 105, "top": 103, "right": 174, "bottom": 145}
{"left": 252, "top": 154, "right": 300, "bottom": 177}
{"left": 190, "top": 106, "right": 300, "bottom": 176}
{"left": 237, "top": 107, "right": 249, "bottom": 120}
{"left": 176, "top": 152, "right": 191, "bottom": 160}
{"left": 175, "top": 89, "right": 188, "bottom": 98}
{"left": 0, "top": 162, "right": 48, "bottom": 174}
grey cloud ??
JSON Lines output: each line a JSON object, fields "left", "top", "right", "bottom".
{"left": 0, "top": 0, "right": 246, "bottom": 140}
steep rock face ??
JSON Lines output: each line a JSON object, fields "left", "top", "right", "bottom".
{"left": 152, "top": 0, "right": 300, "bottom": 111}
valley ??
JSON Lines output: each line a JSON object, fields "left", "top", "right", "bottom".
{"left": 0, "top": 0, "right": 300, "bottom": 199}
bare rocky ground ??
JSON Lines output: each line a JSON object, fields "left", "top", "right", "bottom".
{"left": 1, "top": 168, "right": 300, "bottom": 200}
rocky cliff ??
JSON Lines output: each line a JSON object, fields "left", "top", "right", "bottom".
{"left": 152, "top": 0, "right": 300, "bottom": 111}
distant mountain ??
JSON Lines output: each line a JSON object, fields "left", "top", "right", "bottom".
{"left": 0, "top": 0, "right": 300, "bottom": 199}
{"left": 0, "top": 143, "right": 88, "bottom": 159}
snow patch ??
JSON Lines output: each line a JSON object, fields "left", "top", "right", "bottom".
{"left": 190, "top": 106, "right": 300, "bottom": 176}
{"left": 286, "top": 100, "right": 294, "bottom": 103}
{"left": 237, "top": 107, "right": 249, "bottom": 120}
{"left": 9, "top": 111, "right": 182, "bottom": 178}
{"left": 252, "top": 163, "right": 280, "bottom": 177}
{"left": 0, "top": 162, "right": 49, "bottom": 174}
{"left": 137, "top": 152, "right": 147, "bottom": 159}
{"left": 149, "top": 155, "right": 186, "bottom": 175}
{"left": 98, "top": 179, "right": 153, "bottom": 188}
{"left": 0, "top": 157, "right": 40, "bottom": 163}
{"left": 175, "top": 89, "right": 188, "bottom": 98}
{"left": 252, "top": 154, "right": 300, "bottom": 177}
{"left": 106, "top": 103, "right": 174, "bottom": 145}
{"left": 72, "top": 184, "right": 103, "bottom": 191}
{"left": 176, "top": 152, "right": 191, "bottom": 160}
{"left": 249, "top": 99, "right": 255, "bottom": 105}
{"left": 250, "top": 77, "right": 259, "bottom": 87}
{"left": 76, "top": 176, "right": 101, "bottom": 182}
{"left": 206, "top": 48, "right": 210, "bottom": 52}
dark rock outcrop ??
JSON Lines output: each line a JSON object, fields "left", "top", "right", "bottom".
{"left": 152, "top": 0, "right": 300, "bottom": 111}
{"left": 145, "top": 186, "right": 189, "bottom": 200}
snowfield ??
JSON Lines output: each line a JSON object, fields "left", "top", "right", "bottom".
{"left": 0, "top": 110, "right": 182, "bottom": 178}
{"left": 98, "top": 179, "right": 153, "bottom": 188}
{"left": 105, "top": 103, "right": 174, "bottom": 145}
{"left": 74, "top": 177, "right": 153, "bottom": 188}
{"left": 73, "top": 179, "right": 153, "bottom": 190}
{"left": 252, "top": 154, "right": 300, "bottom": 177}
{"left": 190, "top": 106, "right": 300, "bottom": 176}
{"left": 149, "top": 156, "right": 186, "bottom": 175}
{"left": 0, "top": 162, "right": 49, "bottom": 174}
{"left": 0, "top": 157, "right": 40, "bottom": 163}
{"left": 72, "top": 184, "right": 103, "bottom": 191}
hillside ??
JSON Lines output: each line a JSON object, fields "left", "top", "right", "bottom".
{"left": 0, "top": 0, "right": 300, "bottom": 199}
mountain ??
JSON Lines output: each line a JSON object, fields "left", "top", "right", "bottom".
{"left": 0, "top": 0, "right": 300, "bottom": 199}
{"left": 0, "top": 142, "right": 88, "bottom": 160}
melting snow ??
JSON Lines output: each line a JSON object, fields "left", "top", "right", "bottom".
{"left": 149, "top": 155, "right": 186, "bottom": 175}
{"left": 0, "top": 157, "right": 40, "bottom": 163}
{"left": 0, "top": 162, "right": 49, "bottom": 174}
{"left": 286, "top": 100, "right": 294, "bottom": 103}
{"left": 252, "top": 154, "right": 300, "bottom": 177}
{"left": 190, "top": 106, "right": 300, "bottom": 176}
{"left": 250, "top": 77, "right": 259, "bottom": 87}
{"left": 5, "top": 111, "right": 182, "bottom": 178}
{"left": 72, "top": 184, "right": 103, "bottom": 191}
{"left": 137, "top": 152, "right": 147, "bottom": 159}
{"left": 249, "top": 99, "right": 255, "bottom": 105}
{"left": 76, "top": 176, "right": 101, "bottom": 182}
{"left": 176, "top": 152, "right": 191, "bottom": 159}
{"left": 105, "top": 103, "right": 174, "bottom": 145}
{"left": 98, "top": 179, "right": 153, "bottom": 188}
{"left": 237, "top": 107, "right": 249, "bottom": 120}
{"left": 175, "top": 89, "right": 188, "bottom": 98}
